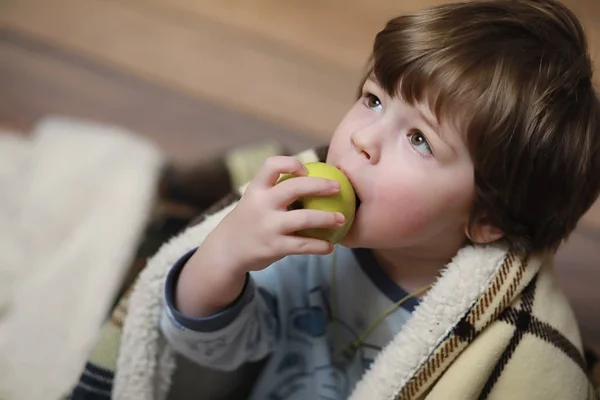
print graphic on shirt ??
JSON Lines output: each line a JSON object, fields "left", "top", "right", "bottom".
{"left": 265, "top": 285, "right": 379, "bottom": 399}
{"left": 185, "top": 336, "right": 227, "bottom": 357}
{"left": 183, "top": 288, "right": 279, "bottom": 359}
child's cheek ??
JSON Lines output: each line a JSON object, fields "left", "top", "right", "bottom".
{"left": 326, "top": 133, "right": 352, "bottom": 165}
{"left": 376, "top": 191, "right": 434, "bottom": 236}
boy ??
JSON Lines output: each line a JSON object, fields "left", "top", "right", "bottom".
{"left": 160, "top": 0, "right": 600, "bottom": 398}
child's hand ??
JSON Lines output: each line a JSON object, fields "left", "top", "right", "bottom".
{"left": 206, "top": 156, "right": 345, "bottom": 274}
{"left": 176, "top": 156, "right": 345, "bottom": 317}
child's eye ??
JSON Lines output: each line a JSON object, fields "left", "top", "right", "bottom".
{"left": 408, "top": 130, "right": 433, "bottom": 156}
{"left": 364, "top": 93, "right": 383, "bottom": 111}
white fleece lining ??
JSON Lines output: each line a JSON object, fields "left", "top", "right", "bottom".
{"left": 114, "top": 205, "right": 236, "bottom": 399}
{"left": 348, "top": 245, "right": 510, "bottom": 399}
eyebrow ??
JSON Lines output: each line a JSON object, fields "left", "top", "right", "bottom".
{"left": 417, "top": 107, "right": 440, "bottom": 132}
{"left": 364, "top": 76, "right": 378, "bottom": 89}
{"left": 417, "top": 106, "right": 457, "bottom": 156}
{"left": 366, "top": 76, "right": 441, "bottom": 129}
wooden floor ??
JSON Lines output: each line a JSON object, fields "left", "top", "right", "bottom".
{"left": 1, "top": 0, "right": 599, "bottom": 348}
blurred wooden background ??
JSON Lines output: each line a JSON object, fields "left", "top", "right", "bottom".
{"left": 1, "top": 0, "right": 598, "bottom": 349}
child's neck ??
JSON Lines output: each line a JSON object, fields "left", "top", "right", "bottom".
{"left": 372, "top": 245, "right": 462, "bottom": 295}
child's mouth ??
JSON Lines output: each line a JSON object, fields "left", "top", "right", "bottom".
{"left": 355, "top": 193, "right": 362, "bottom": 210}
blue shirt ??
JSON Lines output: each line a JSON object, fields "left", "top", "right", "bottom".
{"left": 160, "top": 246, "right": 417, "bottom": 399}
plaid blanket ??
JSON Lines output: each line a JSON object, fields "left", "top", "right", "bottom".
{"left": 69, "top": 143, "right": 599, "bottom": 399}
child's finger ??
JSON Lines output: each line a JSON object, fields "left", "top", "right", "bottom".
{"left": 271, "top": 176, "right": 340, "bottom": 208}
{"left": 278, "top": 235, "right": 335, "bottom": 256}
{"left": 279, "top": 209, "right": 346, "bottom": 233}
{"left": 252, "top": 156, "right": 307, "bottom": 188}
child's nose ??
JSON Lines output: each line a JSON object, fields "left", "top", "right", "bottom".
{"left": 351, "top": 127, "right": 381, "bottom": 164}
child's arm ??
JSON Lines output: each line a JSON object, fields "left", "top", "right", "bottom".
{"left": 160, "top": 156, "right": 345, "bottom": 370}
{"left": 160, "top": 248, "right": 282, "bottom": 371}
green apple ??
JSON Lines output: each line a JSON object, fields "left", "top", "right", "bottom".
{"left": 277, "top": 162, "right": 356, "bottom": 244}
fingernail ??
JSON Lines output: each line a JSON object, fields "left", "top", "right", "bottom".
{"left": 297, "top": 164, "right": 308, "bottom": 175}
{"left": 330, "top": 181, "right": 340, "bottom": 190}
{"left": 335, "top": 213, "right": 345, "bottom": 223}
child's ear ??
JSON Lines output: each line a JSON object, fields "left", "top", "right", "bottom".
{"left": 465, "top": 214, "right": 504, "bottom": 245}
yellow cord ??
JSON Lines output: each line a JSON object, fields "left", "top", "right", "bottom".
{"left": 330, "top": 245, "right": 432, "bottom": 361}
{"left": 330, "top": 246, "right": 341, "bottom": 345}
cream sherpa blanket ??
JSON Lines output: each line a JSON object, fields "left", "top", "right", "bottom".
{"left": 0, "top": 117, "right": 164, "bottom": 400}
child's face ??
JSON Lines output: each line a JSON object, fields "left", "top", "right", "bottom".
{"left": 326, "top": 77, "right": 475, "bottom": 253}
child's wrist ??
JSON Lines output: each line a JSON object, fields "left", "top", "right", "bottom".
{"left": 199, "top": 267, "right": 248, "bottom": 314}
{"left": 175, "top": 244, "right": 249, "bottom": 317}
